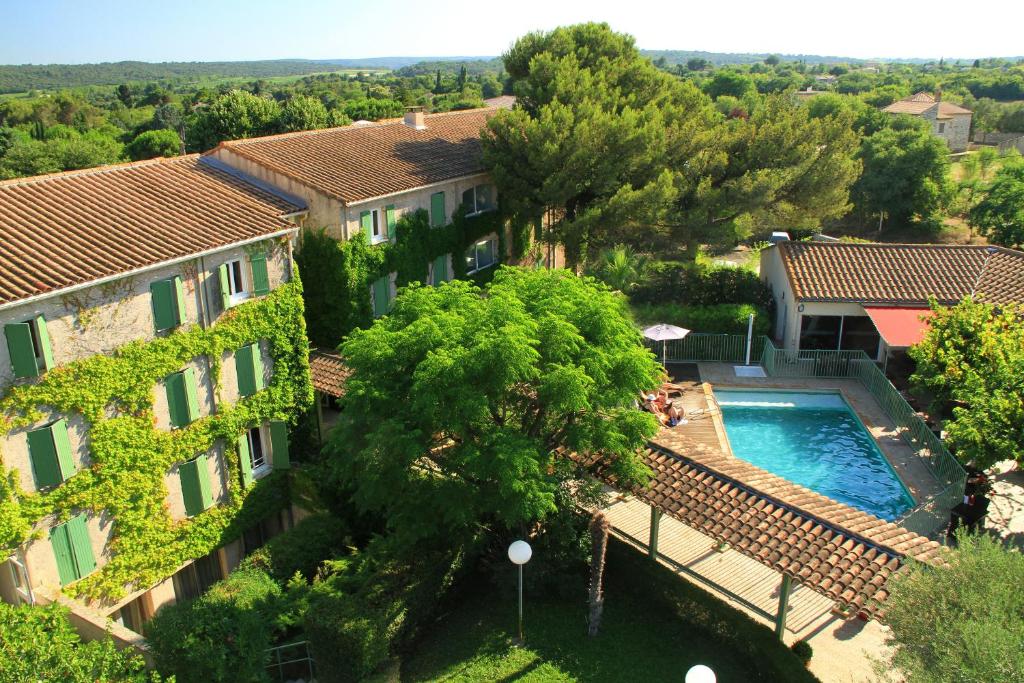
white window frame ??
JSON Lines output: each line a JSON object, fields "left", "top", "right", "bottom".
{"left": 465, "top": 235, "right": 498, "bottom": 274}
{"left": 7, "top": 552, "right": 34, "bottom": 605}
{"left": 247, "top": 426, "right": 270, "bottom": 478}
{"left": 226, "top": 259, "right": 249, "bottom": 305}
{"left": 462, "top": 184, "right": 496, "bottom": 216}
{"left": 369, "top": 208, "right": 386, "bottom": 244}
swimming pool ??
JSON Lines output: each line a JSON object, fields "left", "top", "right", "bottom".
{"left": 714, "top": 390, "right": 915, "bottom": 521}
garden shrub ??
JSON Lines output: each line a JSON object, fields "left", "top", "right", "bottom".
{"left": 631, "top": 302, "right": 771, "bottom": 335}
{"left": 146, "top": 565, "right": 283, "bottom": 683}
{"left": 791, "top": 639, "right": 813, "bottom": 666}
{"left": 243, "top": 512, "right": 351, "bottom": 582}
{"left": 304, "top": 540, "right": 471, "bottom": 682}
{"left": 630, "top": 261, "right": 773, "bottom": 310}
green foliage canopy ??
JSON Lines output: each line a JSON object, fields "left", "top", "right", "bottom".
{"left": 969, "top": 155, "right": 1024, "bottom": 248}
{"left": 909, "top": 298, "right": 1024, "bottom": 468}
{"left": 125, "top": 128, "right": 181, "bottom": 160}
{"left": 327, "top": 267, "right": 661, "bottom": 544}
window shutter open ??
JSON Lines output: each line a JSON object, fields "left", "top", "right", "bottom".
{"left": 250, "top": 252, "right": 270, "bottom": 296}
{"left": 372, "top": 277, "right": 390, "bottom": 318}
{"left": 217, "top": 264, "right": 231, "bottom": 311}
{"left": 173, "top": 276, "right": 187, "bottom": 326}
{"left": 150, "top": 280, "right": 177, "bottom": 332}
{"left": 359, "top": 211, "right": 372, "bottom": 235}
{"left": 250, "top": 344, "right": 265, "bottom": 392}
{"left": 34, "top": 316, "right": 54, "bottom": 372}
{"left": 270, "top": 421, "right": 290, "bottom": 470}
{"left": 180, "top": 455, "right": 213, "bottom": 516}
{"left": 166, "top": 373, "right": 185, "bottom": 428}
{"left": 385, "top": 205, "right": 397, "bottom": 233}
{"left": 238, "top": 435, "right": 253, "bottom": 487}
{"left": 235, "top": 344, "right": 256, "bottom": 397}
{"left": 5, "top": 322, "right": 38, "bottom": 379}
{"left": 432, "top": 255, "right": 449, "bottom": 286}
{"left": 50, "top": 524, "right": 76, "bottom": 586}
{"left": 51, "top": 419, "right": 75, "bottom": 481}
{"left": 66, "top": 514, "right": 96, "bottom": 579}
{"left": 27, "top": 425, "right": 62, "bottom": 489}
{"left": 430, "top": 192, "right": 445, "bottom": 227}
{"left": 183, "top": 367, "right": 200, "bottom": 423}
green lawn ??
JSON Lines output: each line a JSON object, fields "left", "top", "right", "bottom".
{"left": 401, "top": 539, "right": 818, "bottom": 683}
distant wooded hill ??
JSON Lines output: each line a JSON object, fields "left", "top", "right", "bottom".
{"left": 639, "top": 49, "right": 865, "bottom": 66}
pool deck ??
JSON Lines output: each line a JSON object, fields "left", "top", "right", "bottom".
{"left": 689, "top": 362, "right": 943, "bottom": 508}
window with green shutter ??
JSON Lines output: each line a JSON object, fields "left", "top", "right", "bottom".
{"left": 235, "top": 343, "right": 264, "bottom": 398}
{"left": 430, "top": 192, "right": 445, "bottom": 227}
{"left": 27, "top": 419, "right": 75, "bottom": 489}
{"left": 385, "top": 205, "right": 397, "bottom": 235}
{"left": 166, "top": 368, "right": 200, "bottom": 428}
{"left": 217, "top": 263, "right": 231, "bottom": 311}
{"left": 371, "top": 276, "right": 390, "bottom": 318}
{"left": 359, "top": 210, "right": 373, "bottom": 235}
{"left": 431, "top": 255, "right": 449, "bottom": 286}
{"left": 238, "top": 434, "right": 253, "bottom": 488}
{"left": 5, "top": 317, "right": 53, "bottom": 378}
{"left": 250, "top": 252, "right": 270, "bottom": 296}
{"left": 179, "top": 454, "right": 214, "bottom": 517}
{"left": 50, "top": 514, "right": 95, "bottom": 586}
{"left": 150, "top": 279, "right": 177, "bottom": 332}
{"left": 269, "top": 421, "right": 290, "bottom": 470}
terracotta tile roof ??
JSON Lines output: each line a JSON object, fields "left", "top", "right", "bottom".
{"left": 882, "top": 92, "right": 972, "bottom": 116}
{"left": 483, "top": 95, "right": 516, "bottom": 109}
{"left": 570, "top": 430, "right": 945, "bottom": 616}
{"left": 213, "top": 107, "right": 500, "bottom": 204}
{"left": 776, "top": 242, "right": 1024, "bottom": 305}
{"left": 309, "top": 349, "right": 350, "bottom": 397}
{"left": 0, "top": 155, "right": 303, "bottom": 307}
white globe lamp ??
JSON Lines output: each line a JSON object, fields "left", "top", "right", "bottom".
{"left": 685, "top": 664, "right": 716, "bottom": 683}
{"left": 508, "top": 540, "right": 532, "bottom": 643}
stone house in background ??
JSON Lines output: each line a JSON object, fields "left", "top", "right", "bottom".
{"left": 0, "top": 155, "right": 309, "bottom": 655}
{"left": 882, "top": 92, "right": 972, "bottom": 152}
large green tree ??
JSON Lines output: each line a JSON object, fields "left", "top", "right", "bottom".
{"left": 969, "top": 154, "right": 1024, "bottom": 248}
{"left": 327, "top": 267, "right": 661, "bottom": 544}
{"left": 279, "top": 95, "right": 330, "bottom": 132}
{"left": 186, "top": 89, "right": 281, "bottom": 151}
{"left": 853, "top": 117, "right": 952, "bottom": 227}
{"left": 601, "top": 95, "right": 860, "bottom": 257}
{"left": 126, "top": 129, "right": 181, "bottom": 160}
{"left": 0, "top": 602, "right": 159, "bottom": 682}
{"left": 909, "top": 298, "right": 1024, "bottom": 468}
{"left": 483, "top": 23, "right": 713, "bottom": 267}
{"left": 879, "top": 533, "right": 1024, "bottom": 683}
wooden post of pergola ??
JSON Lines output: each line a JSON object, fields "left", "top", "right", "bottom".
{"left": 648, "top": 507, "right": 662, "bottom": 560}
{"left": 774, "top": 573, "right": 793, "bottom": 639}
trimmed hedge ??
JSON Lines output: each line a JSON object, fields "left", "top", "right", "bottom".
{"left": 631, "top": 302, "right": 771, "bottom": 335}
{"left": 243, "top": 513, "right": 351, "bottom": 582}
{"left": 631, "top": 262, "right": 774, "bottom": 310}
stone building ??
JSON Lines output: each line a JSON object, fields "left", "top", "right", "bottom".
{"left": 882, "top": 92, "right": 972, "bottom": 152}
{"left": 0, "top": 155, "right": 310, "bottom": 652}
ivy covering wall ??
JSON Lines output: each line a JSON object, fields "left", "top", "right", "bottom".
{"left": 0, "top": 269, "right": 313, "bottom": 602}
{"left": 296, "top": 207, "right": 525, "bottom": 348}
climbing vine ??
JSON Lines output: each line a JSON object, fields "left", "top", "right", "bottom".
{"left": 295, "top": 206, "right": 516, "bottom": 348}
{"left": 0, "top": 270, "right": 313, "bottom": 602}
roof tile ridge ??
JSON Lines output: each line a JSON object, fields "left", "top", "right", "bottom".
{"left": 0, "top": 154, "right": 200, "bottom": 189}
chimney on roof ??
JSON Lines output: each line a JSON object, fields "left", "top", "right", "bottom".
{"left": 404, "top": 106, "right": 426, "bottom": 130}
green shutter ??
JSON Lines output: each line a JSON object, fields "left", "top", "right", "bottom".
{"left": 251, "top": 252, "right": 270, "bottom": 296}
{"left": 5, "top": 323, "right": 38, "bottom": 379}
{"left": 251, "top": 344, "right": 265, "bottom": 391}
{"left": 183, "top": 367, "right": 200, "bottom": 423}
{"left": 50, "top": 524, "right": 76, "bottom": 586}
{"left": 51, "top": 419, "right": 75, "bottom": 481}
{"left": 432, "top": 255, "right": 449, "bottom": 286}
{"left": 359, "top": 211, "right": 372, "bottom": 235}
{"left": 27, "top": 425, "right": 62, "bottom": 489}
{"left": 385, "top": 205, "right": 397, "bottom": 233}
{"left": 430, "top": 192, "right": 445, "bottom": 227}
{"left": 34, "top": 316, "right": 54, "bottom": 372}
{"left": 180, "top": 455, "right": 213, "bottom": 516}
{"left": 372, "top": 277, "right": 390, "bottom": 318}
{"left": 218, "top": 263, "right": 231, "bottom": 310}
{"left": 150, "top": 280, "right": 177, "bottom": 332}
{"left": 66, "top": 514, "right": 96, "bottom": 579}
{"left": 235, "top": 344, "right": 256, "bottom": 397}
{"left": 238, "top": 435, "right": 253, "bottom": 487}
{"left": 165, "top": 372, "right": 185, "bottom": 428}
{"left": 173, "top": 276, "right": 187, "bottom": 326}
{"left": 270, "top": 421, "right": 290, "bottom": 470}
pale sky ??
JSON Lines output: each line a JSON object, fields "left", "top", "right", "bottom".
{"left": 1, "top": 0, "right": 1022, "bottom": 64}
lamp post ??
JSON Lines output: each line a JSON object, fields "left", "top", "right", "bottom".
{"left": 685, "top": 664, "right": 716, "bottom": 683}
{"left": 507, "top": 539, "right": 532, "bottom": 644}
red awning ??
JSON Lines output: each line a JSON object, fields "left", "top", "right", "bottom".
{"left": 863, "top": 307, "right": 934, "bottom": 348}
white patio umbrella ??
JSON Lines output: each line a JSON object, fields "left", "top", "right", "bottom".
{"left": 643, "top": 324, "right": 690, "bottom": 368}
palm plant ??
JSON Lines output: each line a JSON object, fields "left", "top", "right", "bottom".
{"left": 592, "top": 244, "right": 649, "bottom": 293}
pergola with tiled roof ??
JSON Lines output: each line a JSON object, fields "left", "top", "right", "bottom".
{"left": 571, "top": 428, "right": 945, "bottom": 622}
{"left": 777, "top": 241, "right": 1024, "bottom": 306}
{"left": 309, "top": 349, "right": 350, "bottom": 398}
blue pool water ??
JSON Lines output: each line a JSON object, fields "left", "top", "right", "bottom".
{"left": 715, "top": 390, "right": 915, "bottom": 520}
